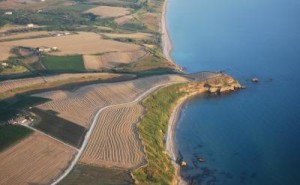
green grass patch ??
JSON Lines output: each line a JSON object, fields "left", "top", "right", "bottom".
{"left": 42, "top": 55, "right": 85, "bottom": 71}
{"left": 0, "top": 125, "right": 33, "bottom": 151}
{"left": 133, "top": 83, "right": 188, "bottom": 185}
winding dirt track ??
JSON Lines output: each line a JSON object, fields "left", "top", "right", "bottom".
{"left": 50, "top": 75, "right": 189, "bottom": 185}
{"left": 80, "top": 103, "right": 145, "bottom": 168}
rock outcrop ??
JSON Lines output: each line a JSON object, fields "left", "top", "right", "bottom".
{"left": 205, "top": 74, "right": 242, "bottom": 95}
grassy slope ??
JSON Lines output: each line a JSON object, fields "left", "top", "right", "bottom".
{"left": 42, "top": 55, "right": 84, "bottom": 71}
{"left": 133, "top": 83, "right": 187, "bottom": 185}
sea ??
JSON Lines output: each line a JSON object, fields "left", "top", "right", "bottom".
{"left": 166, "top": 0, "right": 300, "bottom": 184}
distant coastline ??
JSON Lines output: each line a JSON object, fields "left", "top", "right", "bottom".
{"left": 161, "top": 0, "right": 174, "bottom": 63}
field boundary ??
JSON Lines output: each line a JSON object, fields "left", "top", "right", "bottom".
{"left": 22, "top": 124, "right": 79, "bottom": 151}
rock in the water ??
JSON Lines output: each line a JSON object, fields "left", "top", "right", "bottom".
{"left": 251, "top": 77, "right": 259, "bottom": 83}
{"left": 181, "top": 161, "right": 187, "bottom": 167}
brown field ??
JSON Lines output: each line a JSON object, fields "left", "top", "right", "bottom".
{"left": 0, "top": 32, "right": 141, "bottom": 61}
{"left": 83, "top": 49, "right": 146, "bottom": 70}
{"left": 101, "top": 49, "right": 146, "bottom": 67}
{"left": 83, "top": 55, "right": 103, "bottom": 70}
{"left": 34, "top": 75, "right": 189, "bottom": 128}
{"left": 0, "top": 31, "right": 50, "bottom": 42}
{"left": 0, "top": 73, "right": 121, "bottom": 95}
{"left": 84, "top": 6, "right": 131, "bottom": 18}
{"left": 0, "top": 133, "right": 76, "bottom": 185}
{"left": 115, "top": 15, "right": 135, "bottom": 25}
{"left": 103, "top": 32, "right": 152, "bottom": 40}
{"left": 137, "top": 12, "right": 160, "bottom": 31}
{"left": 80, "top": 103, "right": 145, "bottom": 168}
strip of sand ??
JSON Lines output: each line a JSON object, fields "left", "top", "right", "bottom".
{"left": 161, "top": 0, "right": 174, "bottom": 63}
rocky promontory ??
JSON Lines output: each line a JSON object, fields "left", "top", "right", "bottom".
{"left": 181, "top": 73, "right": 242, "bottom": 96}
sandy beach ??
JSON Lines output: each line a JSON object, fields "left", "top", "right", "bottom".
{"left": 166, "top": 96, "right": 189, "bottom": 185}
{"left": 162, "top": 0, "right": 185, "bottom": 184}
{"left": 161, "top": 0, "right": 174, "bottom": 63}
{"left": 166, "top": 91, "right": 207, "bottom": 185}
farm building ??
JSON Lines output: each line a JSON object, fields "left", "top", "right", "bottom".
{"left": 27, "top": 24, "right": 34, "bottom": 28}
{"left": 4, "top": 12, "right": 13, "bottom": 15}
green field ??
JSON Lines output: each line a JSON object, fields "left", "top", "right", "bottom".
{"left": 59, "top": 164, "right": 133, "bottom": 185}
{"left": 133, "top": 84, "right": 187, "bottom": 185}
{"left": 0, "top": 125, "right": 33, "bottom": 151}
{"left": 42, "top": 55, "right": 85, "bottom": 71}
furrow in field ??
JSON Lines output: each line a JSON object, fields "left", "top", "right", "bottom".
{"left": 80, "top": 103, "right": 145, "bottom": 169}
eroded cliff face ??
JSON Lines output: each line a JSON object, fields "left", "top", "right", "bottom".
{"left": 181, "top": 74, "right": 242, "bottom": 96}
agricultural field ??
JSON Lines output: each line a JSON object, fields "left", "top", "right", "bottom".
{"left": 0, "top": 73, "right": 123, "bottom": 99}
{"left": 84, "top": 6, "right": 131, "bottom": 18}
{"left": 0, "top": 32, "right": 142, "bottom": 61}
{"left": 0, "top": 0, "right": 71, "bottom": 10}
{"left": 34, "top": 75, "right": 189, "bottom": 128}
{"left": 101, "top": 50, "right": 146, "bottom": 66}
{"left": 0, "top": 125, "right": 32, "bottom": 151}
{"left": 42, "top": 55, "right": 85, "bottom": 71}
{"left": 59, "top": 164, "right": 133, "bottom": 185}
{"left": 0, "top": 132, "right": 76, "bottom": 185}
{"left": 103, "top": 32, "right": 152, "bottom": 40}
{"left": 83, "top": 55, "right": 104, "bottom": 70}
{"left": 31, "top": 107, "right": 86, "bottom": 148}
{"left": 116, "top": 54, "right": 180, "bottom": 73}
{"left": 0, "top": 31, "right": 50, "bottom": 42}
{"left": 115, "top": 15, "right": 135, "bottom": 25}
{"left": 80, "top": 103, "right": 145, "bottom": 169}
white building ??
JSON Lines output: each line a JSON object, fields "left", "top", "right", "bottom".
{"left": 4, "top": 12, "right": 13, "bottom": 15}
{"left": 27, "top": 24, "right": 34, "bottom": 28}
{"left": 1, "top": 63, "right": 8, "bottom": 67}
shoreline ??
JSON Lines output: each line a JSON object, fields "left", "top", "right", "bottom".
{"left": 161, "top": 0, "right": 174, "bottom": 63}
{"left": 166, "top": 91, "right": 208, "bottom": 185}
{"left": 166, "top": 96, "right": 188, "bottom": 185}
{"left": 161, "top": 0, "right": 185, "bottom": 184}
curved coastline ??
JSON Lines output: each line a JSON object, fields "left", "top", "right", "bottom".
{"left": 161, "top": 0, "right": 187, "bottom": 184}
{"left": 161, "top": 0, "right": 189, "bottom": 184}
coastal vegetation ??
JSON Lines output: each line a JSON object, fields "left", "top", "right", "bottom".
{"left": 133, "top": 83, "right": 187, "bottom": 184}
{"left": 133, "top": 74, "right": 242, "bottom": 184}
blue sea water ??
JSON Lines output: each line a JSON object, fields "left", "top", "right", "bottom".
{"left": 166, "top": 0, "right": 300, "bottom": 184}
